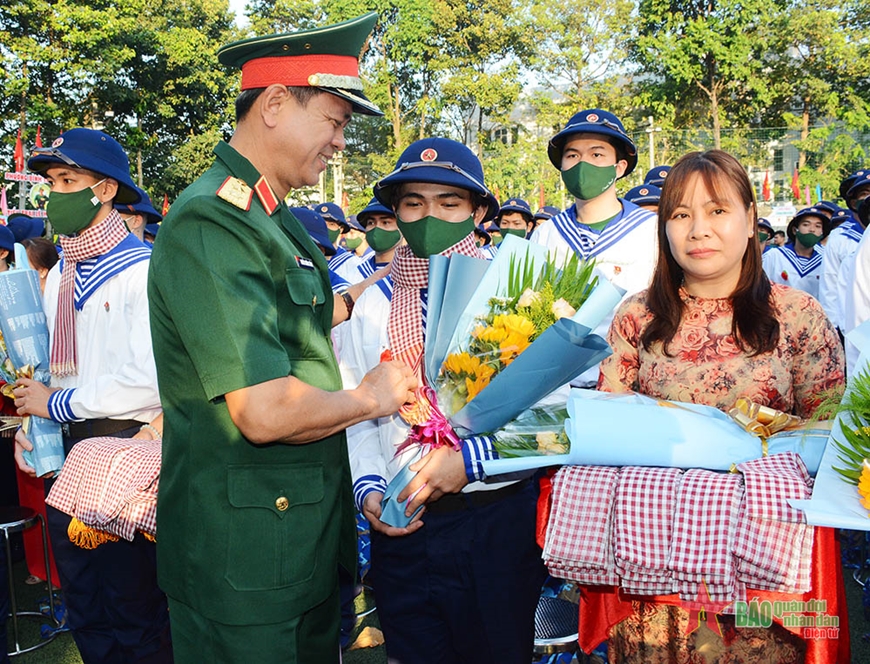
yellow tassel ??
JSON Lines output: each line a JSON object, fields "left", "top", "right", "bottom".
{"left": 67, "top": 517, "right": 119, "bottom": 549}
{"left": 141, "top": 531, "right": 156, "bottom": 543}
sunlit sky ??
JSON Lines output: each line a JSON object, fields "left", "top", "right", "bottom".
{"left": 228, "top": 0, "right": 249, "bottom": 27}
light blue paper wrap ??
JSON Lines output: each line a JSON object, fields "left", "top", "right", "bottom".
{"left": 481, "top": 389, "right": 830, "bottom": 476}
{"left": 0, "top": 266, "right": 65, "bottom": 476}
{"left": 382, "top": 239, "right": 622, "bottom": 526}
{"left": 790, "top": 321, "right": 870, "bottom": 530}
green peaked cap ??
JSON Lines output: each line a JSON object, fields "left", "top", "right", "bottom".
{"left": 218, "top": 12, "right": 382, "bottom": 116}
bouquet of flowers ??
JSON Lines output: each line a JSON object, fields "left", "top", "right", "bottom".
{"left": 480, "top": 390, "right": 830, "bottom": 476}
{"left": 791, "top": 321, "right": 870, "bottom": 530}
{"left": 0, "top": 261, "right": 64, "bottom": 476}
{"left": 380, "top": 235, "right": 623, "bottom": 526}
{"left": 435, "top": 252, "right": 599, "bottom": 419}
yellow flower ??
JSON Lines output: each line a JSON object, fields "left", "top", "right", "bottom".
{"left": 473, "top": 324, "right": 509, "bottom": 344}
{"left": 536, "top": 431, "right": 566, "bottom": 455}
{"left": 493, "top": 313, "right": 536, "bottom": 339}
{"left": 859, "top": 460, "right": 870, "bottom": 512}
{"left": 443, "top": 352, "right": 494, "bottom": 380}
{"left": 499, "top": 332, "right": 532, "bottom": 365}
{"left": 465, "top": 373, "right": 492, "bottom": 401}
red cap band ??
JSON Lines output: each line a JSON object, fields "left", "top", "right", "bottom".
{"left": 240, "top": 54, "right": 360, "bottom": 90}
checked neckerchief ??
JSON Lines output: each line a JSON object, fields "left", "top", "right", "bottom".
{"left": 52, "top": 211, "right": 130, "bottom": 377}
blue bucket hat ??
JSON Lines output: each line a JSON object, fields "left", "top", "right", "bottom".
{"left": 547, "top": 109, "right": 638, "bottom": 177}
{"left": 643, "top": 165, "right": 671, "bottom": 187}
{"left": 114, "top": 186, "right": 163, "bottom": 224}
{"left": 830, "top": 207, "right": 852, "bottom": 227}
{"left": 356, "top": 197, "right": 394, "bottom": 228}
{"left": 27, "top": 128, "right": 140, "bottom": 204}
{"left": 840, "top": 169, "right": 868, "bottom": 200}
{"left": 346, "top": 214, "right": 365, "bottom": 232}
{"left": 813, "top": 200, "right": 838, "bottom": 216}
{"left": 474, "top": 223, "right": 491, "bottom": 244}
{"left": 144, "top": 223, "right": 161, "bottom": 238}
{"left": 788, "top": 207, "right": 831, "bottom": 241}
{"left": 846, "top": 172, "right": 870, "bottom": 201}
{"left": 496, "top": 197, "right": 533, "bottom": 223}
{"left": 534, "top": 205, "right": 561, "bottom": 221}
{"left": 6, "top": 213, "right": 45, "bottom": 243}
{"left": 291, "top": 206, "right": 336, "bottom": 255}
{"left": 374, "top": 137, "right": 500, "bottom": 222}
{"left": 314, "top": 202, "right": 349, "bottom": 231}
{"left": 756, "top": 217, "right": 774, "bottom": 234}
{"left": 624, "top": 184, "right": 662, "bottom": 207}
{"left": 0, "top": 225, "right": 15, "bottom": 253}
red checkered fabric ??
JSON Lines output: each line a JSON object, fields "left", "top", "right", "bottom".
{"left": 668, "top": 469, "right": 743, "bottom": 603}
{"left": 54, "top": 211, "right": 130, "bottom": 376}
{"left": 543, "top": 466, "right": 619, "bottom": 585}
{"left": 46, "top": 435, "right": 160, "bottom": 540}
{"left": 734, "top": 453, "right": 813, "bottom": 592}
{"left": 614, "top": 466, "right": 681, "bottom": 595}
{"left": 387, "top": 234, "right": 483, "bottom": 381}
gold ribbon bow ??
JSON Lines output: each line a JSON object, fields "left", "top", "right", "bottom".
{"left": 727, "top": 397, "right": 802, "bottom": 456}
{"left": 0, "top": 364, "right": 36, "bottom": 434}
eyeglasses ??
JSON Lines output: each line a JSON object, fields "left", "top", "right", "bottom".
{"left": 382, "top": 160, "right": 489, "bottom": 196}
{"left": 30, "top": 147, "right": 81, "bottom": 168}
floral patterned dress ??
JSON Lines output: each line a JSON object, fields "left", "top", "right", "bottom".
{"left": 596, "top": 284, "right": 845, "bottom": 664}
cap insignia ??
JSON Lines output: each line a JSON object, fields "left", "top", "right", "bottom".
{"left": 586, "top": 113, "right": 599, "bottom": 123}
{"left": 421, "top": 148, "right": 437, "bottom": 162}
{"left": 52, "top": 137, "right": 63, "bottom": 148}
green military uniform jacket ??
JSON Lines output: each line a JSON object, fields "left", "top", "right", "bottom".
{"left": 148, "top": 141, "right": 356, "bottom": 626}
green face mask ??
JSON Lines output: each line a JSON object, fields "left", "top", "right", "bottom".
{"left": 501, "top": 228, "right": 527, "bottom": 240}
{"left": 327, "top": 228, "right": 341, "bottom": 244}
{"left": 795, "top": 231, "right": 821, "bottom": 248}
{"left": 345, "top": 237, "right": 363, "bottom": 250}
{"left": 561, "top": 161, "right": 617, "bottom": 201}
{"left": 366, "top": 227, "right": 401, "bottom": 253}
{"left": 757, "top": 231, "right": 770, "bottom": 243}
{"left": 397, "top": 214, "right": 476, "bottom": 257}
{"left": 47, "top": 180, "right": 106, "bottom": 235}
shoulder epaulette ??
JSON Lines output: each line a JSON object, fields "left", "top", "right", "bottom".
{"left": 216, "top": 176, "right": 253, "bottom": 211}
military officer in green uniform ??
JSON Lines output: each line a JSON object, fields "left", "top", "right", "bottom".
{"left": 147, "top": 13, "right": 416, "bottom": 663}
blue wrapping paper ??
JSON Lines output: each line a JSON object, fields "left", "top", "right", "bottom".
{"left": 379, "top": 449, "right": 425, "bottom": 528}
{"left": 0, "top": 267, "right": 65, "bottom": 476}
{"left": 481, "top": 389, "right": 830, "bottom": 476}
{"left": 790, "top": 321, "right": 870, "bottom": 530}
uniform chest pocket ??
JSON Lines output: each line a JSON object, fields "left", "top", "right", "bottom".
{"left": 225, "top": 463, "right": 325, "bottom": 591}
{"left": 285, "top": 266, "right": 327, "bottom": 311}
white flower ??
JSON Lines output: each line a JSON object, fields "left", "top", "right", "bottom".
{"left": 551, "top": 298, "right": 576, "bottom": 320}
{"left": 517, "top": 288, "right": 540, "bottom": 308}
{"left": 536, "top": 431, "right": 564, "bottom": 454}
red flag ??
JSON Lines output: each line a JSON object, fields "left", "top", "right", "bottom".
{"left": 35, "top": 125, "right": 43, "bottom": 148}
{"left": 0, "top": 186, "right": 7, "bottom": 220}
{"left": 161, "top": 193, "right": 170, "bottom": 217}
{"left": 790, "top": 169, "right": 800, "bottom": 200}
{"left": 762, "top": 171, "right": 771, "bottom": 202}
{"left": 13, "top": 130, "right": 24, "bottom": 173}
{"left": 341, "top": 190, "right": 349, "bottom": 212}
{"left": 539, "top": 183, "right": 545, "bottom": 209}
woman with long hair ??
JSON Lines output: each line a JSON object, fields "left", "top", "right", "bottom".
{"left": 597, "top": 150, "right": 845, "bottom": 662}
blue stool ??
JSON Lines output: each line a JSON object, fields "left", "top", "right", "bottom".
{"left": 1, "top": 506, "right": 60, "bottom": 657}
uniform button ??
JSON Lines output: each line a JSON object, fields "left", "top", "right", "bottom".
{"left": 275, "top": 496, "right": 289, "bottom": 511}
{"left": 312, "top": 295, "right": 318, "bottom": 305}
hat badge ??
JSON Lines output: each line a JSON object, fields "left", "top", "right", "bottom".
{"left": 420, "top": 148, "right": 437, "bottom": 162}
{"left": 586, "top": 113, "right": 599, "bottom": 123}
{"left": 509, "top": 200, "right": 516, "bottom": 205}
{"left": 639, "top": 188, "right": 649, "bottom": 195}
{"left": 51, "top": 137, "right": 63, "bottom": 148}
{"left": 320, "top": 206, "right": 328, "bottom": 213}
{"left": 659, "top": 170, "right": 668, "bottom": 177}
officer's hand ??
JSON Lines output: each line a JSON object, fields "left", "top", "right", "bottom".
{"left": 361, "top": 491, "right": 424, "bottom": 537}
{"left": 13, "top": 427, "right": 37, "bottom": 478}
{"left": 397, "top": 445, "right": 468, "bottom": 516}
{"left": 357, "top": 361, "right": 416, "bottom": 418}
{"left": 13, "top": 378, "right": 56, "bottom": 419}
